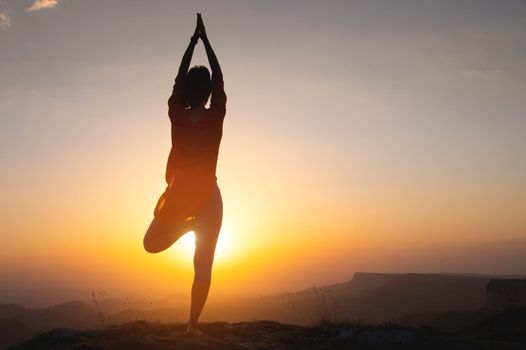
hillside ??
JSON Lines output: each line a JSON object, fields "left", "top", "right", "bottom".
{"left": 10, "top": 319, "right": 526, "bottom": 350}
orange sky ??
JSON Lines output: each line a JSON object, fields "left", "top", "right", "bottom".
{"left": 1, "top": 1, "right": 526, "bottom": 305}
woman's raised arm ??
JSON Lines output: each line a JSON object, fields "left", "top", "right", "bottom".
{"left": 178, "top": 18, "right": 200, "bottom": 78}
{"left": 168, "top": 16, "right": 200, "bottom": 117}
{"left": 197, "top": 14, "right": 222, "bottom": 79}
{"left": 197, "top": 14, "right": 226, "bottom": 114}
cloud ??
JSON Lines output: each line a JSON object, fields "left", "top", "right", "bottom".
{"left": 27, "top": 0, "right": 58, "bottom": 11}
{"left": 0, "top": 11, "right": 11, "bottom": 30}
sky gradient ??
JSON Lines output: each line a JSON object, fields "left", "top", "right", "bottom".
{"left": 1, "top": 0, "right": 526, "bottom": 306}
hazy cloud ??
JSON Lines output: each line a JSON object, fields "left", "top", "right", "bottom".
{"left": 0, "top": 11, "right": 11, "bottom": 30}
{"left": 27, "top": 0, "right": 58, "bottom": 11}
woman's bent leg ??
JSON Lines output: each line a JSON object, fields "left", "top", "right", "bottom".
{"left": 187, "top": 184, "right": 223, "bottom": 332}
{"left": 143, "top": 218, "right": 188, "bottom": 254}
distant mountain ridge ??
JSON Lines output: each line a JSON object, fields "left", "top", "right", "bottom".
{"left": 268, "top": 272, "right": 400, "bottom": 299}
{"left": 248, "top": 272, "right": 493, "bottom": 324}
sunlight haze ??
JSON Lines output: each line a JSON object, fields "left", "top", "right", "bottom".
{"left": 1, "top": 0, "right": 526, "bottom": 306}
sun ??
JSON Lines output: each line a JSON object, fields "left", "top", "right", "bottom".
{"left": 172, "top": 222, "right": 234, "bottom": 263}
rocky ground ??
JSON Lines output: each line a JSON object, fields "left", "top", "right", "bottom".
{"left": 9, "top": 320, "right": 525, "bottom": 350}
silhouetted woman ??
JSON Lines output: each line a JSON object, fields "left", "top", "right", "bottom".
{"left": 143, "top": 13, "right": 226, "bottom": 336}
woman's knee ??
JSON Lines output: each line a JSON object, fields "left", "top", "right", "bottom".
{"left": 143, "top": 219, "right": 169, "bottom": 254}
{"left": 193, "top": 265, "right": 213, "bottom": 283}
{"left": 193, "top": 249, "right": 214, "bottom": 278}
{"left": 143, "top": 234, "right": 162, "bottom": 254}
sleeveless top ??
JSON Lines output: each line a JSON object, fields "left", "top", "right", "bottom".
{"left": 154, "top": 71, "right": 226, "bottom": 226}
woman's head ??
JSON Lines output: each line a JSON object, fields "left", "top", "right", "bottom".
{"left": 184, "top": 65, "right": 211, "bottom": 108}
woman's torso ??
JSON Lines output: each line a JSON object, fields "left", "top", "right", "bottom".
{"left": 166, "top": 107, "right": 223, "bottom": 186}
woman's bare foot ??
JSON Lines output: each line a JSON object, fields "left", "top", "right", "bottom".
{"left": 185, "top": 324, "right": 204, "bottom": 337}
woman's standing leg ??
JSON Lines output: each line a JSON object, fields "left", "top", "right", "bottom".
{"left": 187, "top": 183, "right": 223, "bottom": 333}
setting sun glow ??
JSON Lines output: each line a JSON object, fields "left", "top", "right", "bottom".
{"left": 171, "top": 222, "right": 234, "bottom": 263}
{"left": 1, "top": 1, "right": 526, "bottom": 304}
